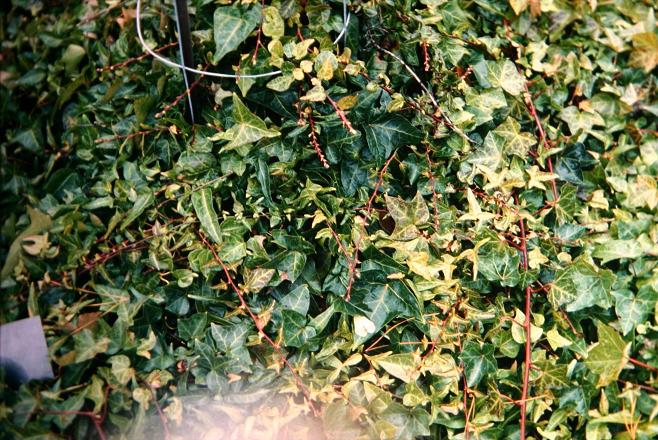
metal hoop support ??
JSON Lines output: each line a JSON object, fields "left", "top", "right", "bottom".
{"left": 172, "top": 0, "right": 197, "bottom": 123}
{"left": 136, "top": 0, "right": 351, "bottom": 122}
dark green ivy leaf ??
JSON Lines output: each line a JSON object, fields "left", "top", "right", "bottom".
{"left": 282, "top": 309, "right": 316, "bottom": 347}
{"left": 461, "top": 341, "right": 496, "bottom": 387}
{"left": 178, "top": 313, "right": 208, "bottom": 340}
{"left": 364, "top": 114, "right": 422, "bottom": 163}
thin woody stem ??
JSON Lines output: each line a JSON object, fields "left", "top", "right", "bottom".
{"left": 523, "top": 76, "right": 559, "bottom": 202}
{"left": 345, "top": 151, "right": 398, "bottom": 301}
{"left": 515, "top": 193, "right": 532, "bottom": 439}
{"left": 628, "top": 357, "right": 658, "bottom": 373}
{"left": 307, "top": 111, "right": 330, "bottom": 169}
{"left": 424, "top": 143, "right": 441, "bottom": 232}
{"left": 97, "top": 42, "right": 178, "bottom": 72}
{"left": 146, "top": 383, "right": 171, "bottom": 440}
{"left": 326, "top": 95, "right": 357, "bottom": 134}
{"left": 156, "top": 65, "right": 207, "bottom": 119}
{"left": 198, "top": 232, "right": 318, "bottom": 415}
{"left": 95, "top": 128, "right": 163, "bottom": 144}
{"left": 251, "top": 0, "right": 267, "bottom": 64}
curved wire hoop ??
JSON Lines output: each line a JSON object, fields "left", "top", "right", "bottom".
{"left": 136, "top": 0, "right": 351, "bottom": 80}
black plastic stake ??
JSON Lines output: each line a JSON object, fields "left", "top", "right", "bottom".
{"left": 173, "top": 0, "right": 197, "bottom": 123}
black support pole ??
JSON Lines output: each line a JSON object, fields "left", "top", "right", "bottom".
{"left": 173, "top": 0, "right": 197, "bottom": 123}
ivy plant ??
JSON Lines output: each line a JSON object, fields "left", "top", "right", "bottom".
{"left": 1, "top": 0, "right": 658, "bottom": 439}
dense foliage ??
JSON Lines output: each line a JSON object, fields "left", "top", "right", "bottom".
{"left": 1, "top": 0, "right": 658, "bottom": 438}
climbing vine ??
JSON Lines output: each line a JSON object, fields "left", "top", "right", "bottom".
{"left": 1, "top": 0, "right": 658, "bottom": 438}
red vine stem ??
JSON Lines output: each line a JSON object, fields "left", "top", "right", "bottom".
{"left": 198, "top": 232, "right": 318, "bottom": 415}
{"left": 523, "top": 81, "right": 559, "bottom": 202}
{"left": 307, "top": 111, "right": 330, "bottom": 169}
{"left": 424, "top": 143, "right": 440, "bottom": 232}
{"left": 344, "top": 151, "right": 398, "bottom": 301}
{"left": 97, "top": 42, "right": 178, "bottom": 72}
{"left": 455, "top": 334, "right": 472, "bottom": 440}
{"left": 420, "top": 299, "right": 461, "bottom": 365}
{"left": 95, "top": 128, "right": 162, "bottom": 144}
{"left": 421, "top": 41, "right": 430, "bottom": 72}
{"left": 515, "top": 193, "right": 532, "bottom": 439}
{"left": 628, "top": 357, "right": 658, "bottom": 373}
{"left": 156, "top": 65, "right": 208, "bottom": 119}
{"left": 324, "top": 220, "right": 354, "bottom": 266}
{"left": 40, "top": 386, "right": 110, "bottom": 440}
{"left": 363, "top": 151, "right": 398, "bottom": 216}
{"left": 80, "top": 240, "right": 149, "bottom": 275}
{"left": 251, "top": 0, "right": 267, "bottom": 64}
{"left": 146, "top": 383, "right": 171, "bottom": 440}
{"left": 326, "top": 95, "right": 357, "bottom": 134}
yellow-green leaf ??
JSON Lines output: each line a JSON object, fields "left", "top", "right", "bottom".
{"left": 215, "top": 94, "right": 280, "bottom": 150}
{"left": 630, "top": 32, "right": 658, "bottom": 72}
{"left": 585, "top": 323, "right": 629, "bottom": 387}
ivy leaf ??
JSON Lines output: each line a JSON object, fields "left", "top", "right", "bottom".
{"left": 1, "top": 206, "right": 51, "bottom": 280}
{"left": 509, "top": 0, "right": 529, "bottom": 15}
{"left": 364, "top": 114, "right": 422, "bottom": 163}
{"left": 341, "top": 160, "right": 367, "bottom": 197}
{"left": 217, "top": 241, "right": 247, "bottom": 264}
{"left": 242, "top": 268, "right": 275, "bottom": 293}
{"left": 216, "top": 94, "right": 280, "bottom": 150}
{"left": 379, "top": 404, "right": 431, "bottom": 439}
{"left": 211, "top": 322, "right": 250, "bottom": 352}
{"left": 486, "top": 60, "right": 525, "bottom": 96}
{"left": 585, "top": 323, "right": 630, "bottom": 387}
{"left": 323, "top": 401, "right": 362, "bottom": 439}
{"left": 213, "top": 5, "right": 261, "bottom": 62}
{"left": 279, "top": 285, "right": 310, "bottom": 315}
{"left": 549, "top": 258, "right": 615, "bottom": 312}
{"left": 559, "top": 106, "right": 605, "bottom": 136}
{"left": 369, "top": 352, "right": 420, "bottom": 384}
{"left": 282, "top": 309, "right": 316, "bottom": 347}
{"left": 554, "top": 184, "right": 580, "bottom": 224}
{"left": 613, "top": 287, "right": 658, "bottom": 335}
{"left": 511, "top": 308, "right": 543, "bottom": 343}
{"left": 555, "top": 143, "right": 597, "bottom": 186}
{"left": 593, "top": 240, "right": 643, "bottom": 264}
{"left": 384, "top": 192, "right": 430, "bottom": 239}
{"left": 492, "top": 117, "right": 536, "bottom": 157}
{"left": 73, "top": 330, "right": 110, "bottom": 363}
{"left": 546, "top": 327, "right": 572, "bottom": 350}
{"left": 109, "top": 355, "right": 134, "bottom": 386}
{"left": 477, "top": 240, "right": 521, "bottom": 287}
{"left": 276, "top": 251, "right": 306, "bottom": 283}
{"left": 461, "top": 341, "right": 496, "bottom": 387}
{"left": 120, "top": 190, "right": 154, "bottom": 230}
{"left": 266, "top": 74, "right": 295, "bottom": 92}
{"left": 178, "top": 313, "right": 207, "bottom": 340}
{"left": 465, "top": 87, "right": 507, "bottom": 126}
{"left": 534, "top": 358, "right": 569, "bottom": 389}
{"left": 629, "top": 32, "right": 658, "bottom": 72}
{"left": 314, "top": 51, "right": 338, "bottom": 81}
{"left": 192, "top": 188, "right": 222, "bottom": 244}
{"left": 261, "top": 6, "right": 284, "bottom": 39}
{"left": 462, "top": 130, "right": 504, "bottom": 182}
{"left": 556, "top": 223, "right": 587, "bottom": 242}
{"left": 256, "top": 157, "right": 273, "bottom": 206}
{"left": 348, "top": 280, "right": 420, "bottom": 334}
